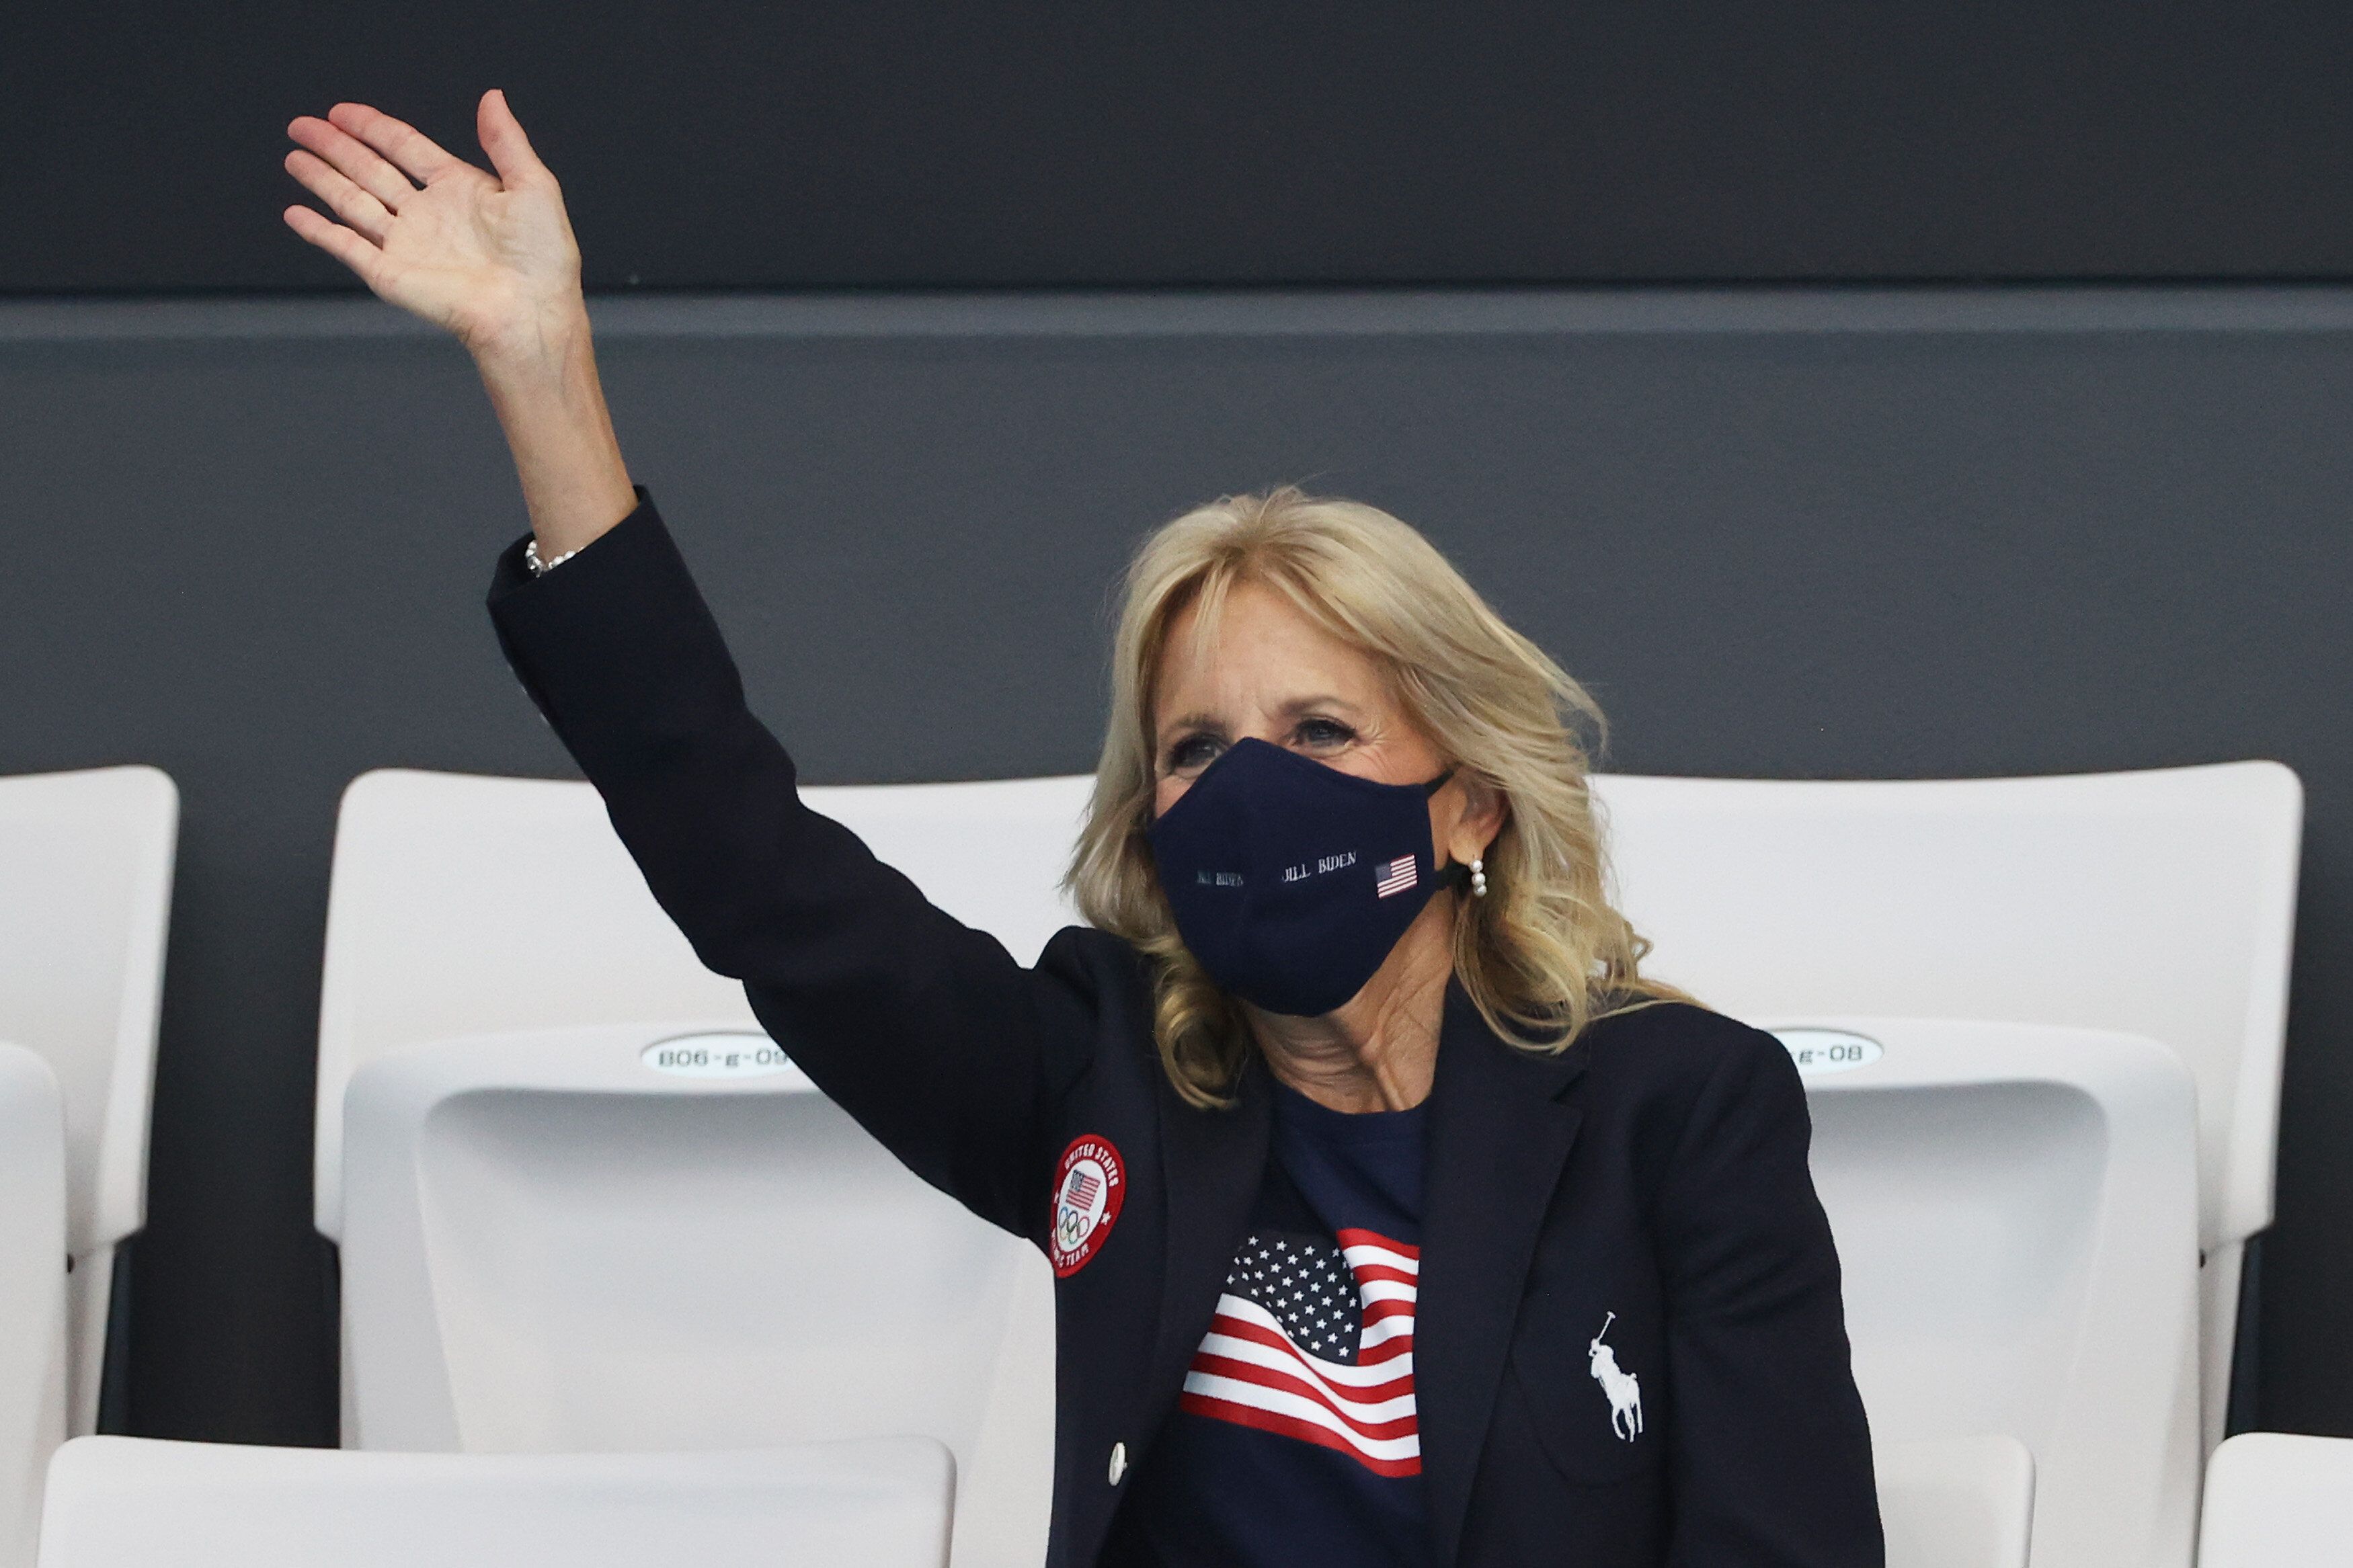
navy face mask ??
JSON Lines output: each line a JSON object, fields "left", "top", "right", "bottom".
{"left": 1147, "top": 737, "right": 1462, "bottom": 1016}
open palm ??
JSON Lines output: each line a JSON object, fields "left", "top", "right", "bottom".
{"left": 284, "top": 91, "right": 584, "bottom": 363}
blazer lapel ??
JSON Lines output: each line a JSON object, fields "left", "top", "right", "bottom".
{"left": 1417, "top": 986, "right": 1589, "bottom": 1567}
{"left": 1143, "top": 1053, "right": 1275, "bottom": 1442}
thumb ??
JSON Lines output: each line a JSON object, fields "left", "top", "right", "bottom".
{"left": 477, "top": 88, "right": 549, "bottom": 187}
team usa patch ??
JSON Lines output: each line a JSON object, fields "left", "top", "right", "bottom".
{"left": 1049, "top": 1134, "right": 1127, "bottom": 1276}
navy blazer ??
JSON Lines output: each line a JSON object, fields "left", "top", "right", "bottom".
{"left": 485, "top": 490, "right": 1883, "bottom": 1568}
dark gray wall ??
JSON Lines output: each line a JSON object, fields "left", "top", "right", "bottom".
{"left": 11, "top": 1, "right": 2353, "bottom": 290}
{"left": 1, "top": 288, "right": 2348, "bottom": 1442}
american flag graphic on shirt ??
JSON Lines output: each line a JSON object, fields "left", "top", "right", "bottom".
{"left": 1176, "top": 1227, "right": 1421, "bottom": 1477}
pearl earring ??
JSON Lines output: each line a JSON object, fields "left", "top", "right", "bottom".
{"left": 1469, "top": 857, "right": 1488, "bottom": 898}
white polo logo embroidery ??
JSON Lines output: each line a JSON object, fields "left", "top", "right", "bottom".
{"left": 1589, "top": 1313, "right": 1644, "bottom": 1441}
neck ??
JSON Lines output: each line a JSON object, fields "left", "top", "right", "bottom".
{"left": 1248, "top": 893, "right": 1456, "bottom": 1113}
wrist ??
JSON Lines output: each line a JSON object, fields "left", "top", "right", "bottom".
{"left": 468, "top": 299, "right": 597, "bottom": 390}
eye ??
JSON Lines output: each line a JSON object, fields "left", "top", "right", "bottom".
{"left": 1292, "top": 716, "right": 1357, "bottom": 751}
{"left": 1164, "top": 732, "right": 1226, "bottom": 777}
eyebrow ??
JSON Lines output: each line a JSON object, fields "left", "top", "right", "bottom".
{"left": 1279, "top": 694, "right": 1363, "bottom": 718}
{"left": 1156, "top": 695, "right": 1367, "bottom": 741}
{"left": 1158, "top": 712, "right": 1227, "bottom": 741}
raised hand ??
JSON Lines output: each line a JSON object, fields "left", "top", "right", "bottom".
{"left": 284, "top": 91, "right": 584, "bottom": 369}
{"left": 284, "top": 89, "right": 636, "bottom": 554}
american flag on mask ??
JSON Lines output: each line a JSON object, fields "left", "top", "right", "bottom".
{"left": 1373, "top": 856, "right": 1418, "bottom": 899}
{"left": 1177, "top": 1227, "right": 1421, "bottom": 1476}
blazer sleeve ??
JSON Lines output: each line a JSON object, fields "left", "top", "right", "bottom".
{"left": 1655, "top": 1030, "right": 1884, "bottom": 1567}
{"left": 485, "top": 488, "right": 1101, "bottom": 1239}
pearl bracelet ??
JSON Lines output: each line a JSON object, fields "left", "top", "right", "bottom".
{"left": 524, "top": 538, "right": 584, "bottom": 576}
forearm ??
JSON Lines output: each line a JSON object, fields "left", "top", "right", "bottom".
{"left": 473, "top": 307, "right": 637, "bottom": 560}
{"left": 485, "top": 502, "right": 1086, "bottom": 1231}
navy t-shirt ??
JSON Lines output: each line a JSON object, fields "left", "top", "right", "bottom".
{"left": 1121, "top": 1082, "right": 1430, "bottom": 1566}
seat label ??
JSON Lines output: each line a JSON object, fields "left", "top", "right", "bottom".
{"left": 639, "top": 1032, "right": 795, "bottom": 1079}
{"left": 1769, "top": 1028, "right": 1884, "bottom": 1076}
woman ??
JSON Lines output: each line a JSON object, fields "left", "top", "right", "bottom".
{"left": 284, "top": 91, "right": 1881, "bottom": 1567}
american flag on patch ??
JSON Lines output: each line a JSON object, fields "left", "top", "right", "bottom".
{"left": 1373, "top": 855, "right": 1419, "bottom": 899}
{"left": 1177, "top": 1228, "right": 1421, "bottom": 1476}
{"left": 1064, "top": 1168, "right": 1102, "bottom": 1209}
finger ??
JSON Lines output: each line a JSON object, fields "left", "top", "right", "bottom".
{"left": 327, "top": 101, "right": 465, "bottom": 185}
{"left": 282, "top": 204, "right": 385, "bottom": 290}
{"left": 289, "top": 115, "right": 420, "bottom": 214}
{"left": 284, "top": 149, "right": 395, "bottom": 245}
{"left": 477, "top": 88, "right": 553, "bottom": 188}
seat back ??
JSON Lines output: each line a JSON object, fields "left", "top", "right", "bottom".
{"left": 0, "top": 766, "right": 177, "bottom": 1436}
{"left": 1591, "top": 761, "right": 2301, "bottom": 1446}
{"left": 0, "top": 768, "right": 175, "bottom": 1262}
{"left": 314, "top": 768, "right": 1092, "bottom": 1235}
{"left": 34, "top": 1436, "right": 953, "bottom": 1568}
{"left": 321, "top": 770, "right": 1089, "bottom": 1568}
{"left": 340, "top": 1024, "right": 1053, "bottom": 1568}
{"left": 2196, "top": 1431, "right": 2353, "bottom": 1567}
{"left": 1593, "top": 762, "right": 2297, "bottom": 1249}
{"left": 1876, "top": 1434, "right": 2035, "bottom": 1568}
{"left": 0, "top": 1045, "right": 67, "bottom": 1568}
{"left": 1792, "top": 1019, "right": 2197, "bottom": 1568}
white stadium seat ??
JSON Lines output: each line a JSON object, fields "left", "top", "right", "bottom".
{"left": 1594, "top": 761, "right": 2301, "bottom": 1568}
{"left": 33, "top": 1435, "right": 953, "bottom": 1568}
{"left": 319, "top": 769, "right": 1090, "bottom": 1568}
{"left": 313, "top": 768, "right": 1088, "bottom": 1236}
{"left": 1877, "top": 1434, "right": 2035, "bottom": 1568}
{"left": 340, "top": 1024, "right": 1049, "bottom": 1563}
{"left": 2194, "top": 1430, "right": 2353, "bottom": 1567}
{"left": 0, "top": 768, "right": 177, "bottom": 1442}
{"left": 0, "top": 1046, "right": 67, "bottom": 1568}
{"left": 1788, "top": 1020, "right": 2195, "bottom": 1568}
{"left": 313, "top": 770, "right": 756, "bottom": 1239}
{"left": 1593, "top": 763, "right": 2300, "bottom": 1434}
{"left": 323, "top": 762, "right": 2295, "bottom": 1568}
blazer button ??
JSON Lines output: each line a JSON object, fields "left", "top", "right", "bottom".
{"left": 1107, "top": 1442, "right": 1128, "bottom": 1485}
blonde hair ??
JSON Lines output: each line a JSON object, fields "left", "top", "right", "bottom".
{"left": 1068, "top": 485, "right": 1683, "bottom": 1109}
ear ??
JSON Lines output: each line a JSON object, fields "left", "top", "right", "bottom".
{"left": 1442, "top": 774, "right": 1507, "bottom": 868}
